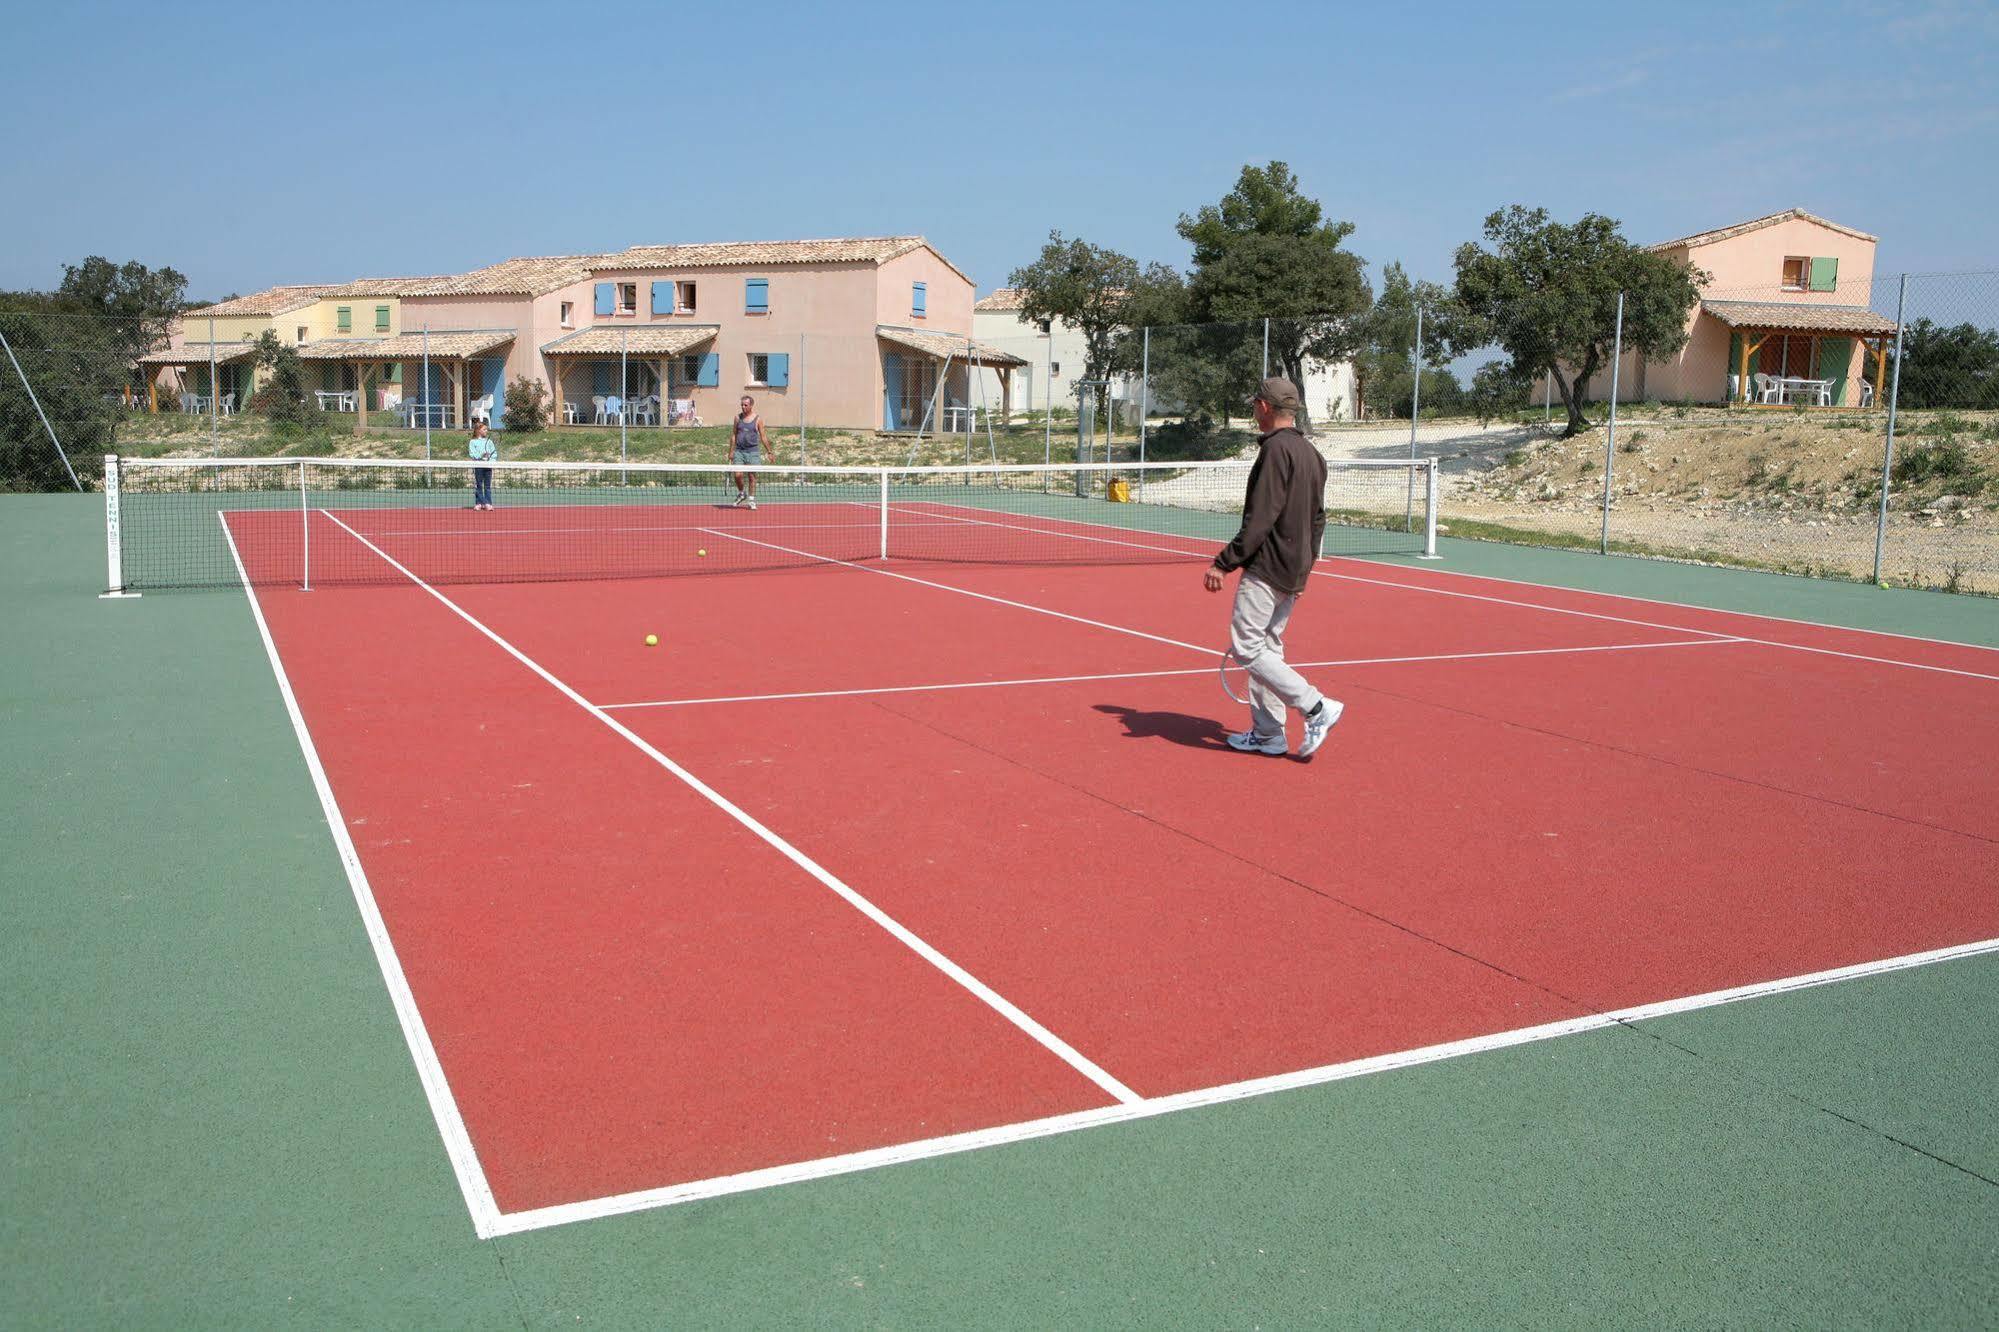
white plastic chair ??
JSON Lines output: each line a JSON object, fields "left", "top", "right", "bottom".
{"left": 1859, "top": 381, "right": 1875, "bottom": 407}
{"left": 470, "top": 394, "right": 494, "bottom": 423}
{"left": 219, "top": 393, "right": 236, "bottom": 416}
{"left": 591, "top": 394, "right": 608, "bottom": 423}
{"left": 179, "top": 392, "right": 196, "bottom": 413}
{"left": 602, "top": 395, "right": 624, "bottom": 424}
{"left": 630, "top": 396, "right": 657, "bottom": 425}
{"left": 1754, "top": 373, "right": 1782, "bottom": 404}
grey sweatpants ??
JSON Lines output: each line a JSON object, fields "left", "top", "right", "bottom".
{"left": 1230, "top": 573, "right": 1324, "bottom": 737}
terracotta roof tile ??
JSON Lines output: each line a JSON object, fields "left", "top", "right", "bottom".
{"left": 597, "top": 236, "right": 971, "bottom": 284}
{"left": 296, "top": 330, "right": 517, "bottom": 359}
{"left": 1701, "top": 300, "right": 1900, "bottom": 334}
{"left": 877, "top": 325, "right": 1029, "bottom": 367}
{"left": 396, "top": 256, "right": 606, "bottom": 298}
{"left": 186, "top": 285, "right": 339, "bottom": 318}
{"left": 1649, "top": 209, "right": 1877, "bottom": 253}
{"left": 541, "top": 325, "right": 721, "bottom": 356}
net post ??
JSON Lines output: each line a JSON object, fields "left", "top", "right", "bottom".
{"left": 878, "top": 469, "right": 889, "bottom": 560}
{"left": 1418, "top": 459, "right": 1442, "bottom": 559}
{"left": 300, "top": 459, "right": 311, "bottom": 591}
{"left": 99, "top": 454, "right": 140, "bottom": 598}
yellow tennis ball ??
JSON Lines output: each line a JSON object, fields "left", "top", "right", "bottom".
{"left": 697, "top": 548, "right": 707, "bottom": 558}
{"left": 644, "top": 634, "right": 658, "bottom": 647}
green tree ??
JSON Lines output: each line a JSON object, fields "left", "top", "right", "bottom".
{"left": 1177, "top": 162, "right": 1372, "bottom": 430}
{"left": 1450, "top": 206, "right": 1704, "bottom": 437}
{"left": 1894, "top": 319, "right": 1999, "bottom": 409}
{"left": 57, "top": 256, "right": 188, "bottom": 362}
{"left": 248, "top": 330, "right": 320, "bottom": 430}
{"left": 0, "top": 297, "right": 120, "bottom": 490}
{"left": 502, "top": 376, "right": 551, "bottom": 433}
{"left": 1009, "top": 232, "right": 1176, "bottom": 419}
{"left": 1352, "top": 262, "right": 1460, "bottom": 420}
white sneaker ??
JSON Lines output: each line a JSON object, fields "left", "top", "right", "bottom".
{"left": 746, "top": 496, "right": 757, "bottom": 510}
{"left": 732, "top": 493, "right": 747, "bottom": 507}
{"left": 1297, "top": 699, "right": 1344, "bottom": 758}
{"left": 1226, "top": 728, "right": 1287, "bottom": 756}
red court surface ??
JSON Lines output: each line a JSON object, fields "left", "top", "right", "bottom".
{"left": 226, "top": 505, "right": 1999, "bottom": 1235}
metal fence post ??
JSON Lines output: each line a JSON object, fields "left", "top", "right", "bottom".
{"left": 1137, "top": 325, "right": 1150, "bottom": 498}
{"left": 421, "top": 324, "right": 431, "bottom": 464}
{"left": 1601, "top": 291, "right": 1625, "bottom": 555}
{"left": 1260, "top": 317, "right": 1270, "bottom": 380}
{"left": 208, "top": 314, "right": 219, "bottom": 450}
{"left": 798, "top": 332, "right": 807, "bottom": 465}
{"left": 619, "top": 326, "right": 629, "bottom": 473}
{"left": 1405, "top": 305, "right": 1423, "bottom": 531}
{"left": 1873, "top": 273, "right": 1909, "bottom": 584}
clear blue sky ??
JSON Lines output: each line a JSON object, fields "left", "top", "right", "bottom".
{"left": 4, "top": 0, "right": 1993, "bottom": 301}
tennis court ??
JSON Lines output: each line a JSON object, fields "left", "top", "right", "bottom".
{"left": 91, "top": 456, "right": 1999, "bottom": 1243}
{"left": 10, "top": 459, "right": 1999, "bottom": 1323}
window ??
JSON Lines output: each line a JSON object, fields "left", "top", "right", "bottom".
{"left": 560, "top": 301, "right": 574, "bottom": 328}
{"left": 680, "top": 353, "right": 703, "bottom": 384}
{"left": 912, "top": 281, "right": 927, "bottom": 317}
{"left": 1781, "top": 257, "right": 1807, "bottom": 291}
{"left": 296, "top": 326, "right": 308, "bottom": 343}
{"left": 1050, "top": 361, "right": 1061, "bottom": 377}
{"left": 617, "top": 283, "right": 637, "bottom": 315}
{"left": 677, "top": 281, "right": 697, "bottom": 313}
{"left": 336, "top": 305, "right": 352, "bottom": 332}
{"left": 747, "top": 353, "right": 771, "bottom": 385}
{"left": 745, "top": 277, "right": 769, "bottom": 314}
{"left": 374, "top": 305, "right": 390, "bottom": 331}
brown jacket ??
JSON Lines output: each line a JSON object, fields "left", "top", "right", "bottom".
{"left": 1211, "top": 427, "right": 1327, "bottom": 595}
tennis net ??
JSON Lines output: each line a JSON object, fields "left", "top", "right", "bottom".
{"left": 102, "top": 455, "right": 1438, "bottom": 592}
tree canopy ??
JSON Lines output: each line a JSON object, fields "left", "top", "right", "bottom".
{"left": 1008, "top": 232, "right": 1180, "bottom": 413}
{"left": 1451, "top": 206, "right": 1703, "bottom": 436}
{"left": 1177, "top": 162, "right": 1371, "bottom": 428}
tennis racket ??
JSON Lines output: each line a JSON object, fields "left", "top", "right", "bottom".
{"left": 1219, "top": 648, "right": 1252, "bottom": 705}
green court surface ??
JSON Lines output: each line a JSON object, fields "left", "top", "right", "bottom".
{"left": 4, "top": 491, "right": 1996, "bottom": 1325}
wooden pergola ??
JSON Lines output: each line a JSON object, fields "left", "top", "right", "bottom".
{"left": 298, "top": 330, "right": 515, "bottom": 433}
{"left": 539, "top": 325, "right": 721, "bottom": 425}
{"left": 876, "top": 325, "right": 1030, "bottom": 431}
{"left": 1704, "top": 300, "right": 1902, "bottom": 407}
{"left": 133, "top": 341, "right": 263, "bottom": 411}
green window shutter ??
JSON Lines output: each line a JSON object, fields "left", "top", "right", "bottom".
{"left": 375, "top": 305, "right": 390, "bottom": 331}
{"left": 1810, "top": 257, "right": 1838, "bottom": 293}
{"left": 1729, "top": 333, "right": 1743, "bottom": 399}
{"left": 336, "top": 306, "right": 351, "bottom": 332}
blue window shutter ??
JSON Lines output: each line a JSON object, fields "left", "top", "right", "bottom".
{"left": 592, "top": 362, "right": 610, "bottom": 394}
{"left": 883, "top": 353, "right": 901, "bottom": 430}
{"left": 651, "top": 280, "right": 674, "bottom": 315}
{"left": 767, "top": 352, "right": 789, "bottom": 388}
{"left": 485, "top": 358, "right": 507, "bottom": 429}
{"left": 745, "top": 278, "right": 768, "bottom": 313}
{"left": 913, "top": 281, "right": 926, "bottom": 316}
{"left": 594, "top": 282, "right": 615, "bottom": 316}
{"left": 697, "top": 352, "right": 720, "bottom": 387}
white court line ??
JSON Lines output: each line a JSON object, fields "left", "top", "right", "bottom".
{"left": 487, "top": 932, "right": 1999, "bottom": 1235}
{"left": 699, "top": 527, "right": 1219, "bottom": 657}
{"left": 900, "top": 502, "right": 1999, "bottom": 683}
{"left": 343, "top": 518, "right": 972, "bottom": 539}
{"left": 217, "top": 512, "right": 505, "bottom": 1240}
{"left": 598, "top": 638, "right": 1740, "bottom": 711}
{"left": 315, "top": 509, "right": 1141, "bottom": 1113}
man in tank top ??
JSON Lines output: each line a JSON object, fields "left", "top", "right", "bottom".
{"left": 731, "top": 395, "right": 769, "bottom": 510}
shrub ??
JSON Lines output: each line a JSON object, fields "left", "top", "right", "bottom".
{"left": 503, "top": 375, "right": 550, "bottom": 433}
{"left": 1144, "top": 414, "right": 1238, "bottom": 462}
{"left": 248, "top": 330, "right": 322, "bottom": 430}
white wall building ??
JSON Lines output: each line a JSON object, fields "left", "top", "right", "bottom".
{"left": 971, "top": 289, "right": 1356, "bottom": 426}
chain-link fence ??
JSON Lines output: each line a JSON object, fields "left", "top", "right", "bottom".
{"left": 7, "top": 278, "right": 1996, "bottom": 592}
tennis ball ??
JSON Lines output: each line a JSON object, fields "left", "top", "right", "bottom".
{"left": 697, "top": 548, "right": 707, "bottom": 558}
{"left": 644, "top": 634, "right": 658, "bottom": 647}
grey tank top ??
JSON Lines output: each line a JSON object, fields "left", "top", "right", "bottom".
{"left": 734, "top": 416, "right": 760, "bottom": 449}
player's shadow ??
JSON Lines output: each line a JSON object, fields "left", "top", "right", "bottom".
{"left": 1093, "top": 703, "right": 1233, "bottom": 752}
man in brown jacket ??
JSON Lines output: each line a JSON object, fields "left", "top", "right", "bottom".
{"left": 1204, "top": 377, "right": 1343, "bottom": 758}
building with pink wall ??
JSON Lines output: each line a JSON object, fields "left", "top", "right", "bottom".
{"left": 1548, "top": 210, "right": 1900, "bottom": 409}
